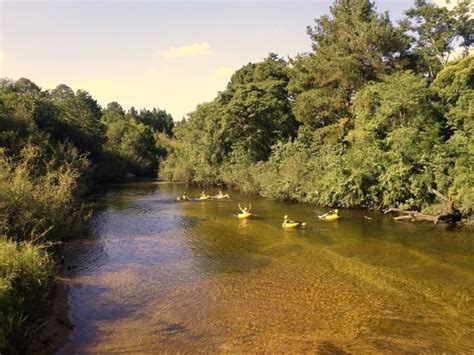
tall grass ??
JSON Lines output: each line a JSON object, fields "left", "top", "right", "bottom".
{"left": 0, "top": 144, "right": 89, "bottom": 352}
{"left": 0, "top": 238, "right": 55, "bottom": 353}
{"left": 0, "top": 144, "right": 89, "bottom": 242}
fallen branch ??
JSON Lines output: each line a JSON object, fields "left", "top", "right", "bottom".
{"left": 385, "top": 190, "right": 462, "bottom": 225}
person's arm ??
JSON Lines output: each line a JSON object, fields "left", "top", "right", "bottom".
{"left": 239, "top": 204, "right": 244, "bottom": 213}
{"left": 249, "top": 203, "right": 252, "bottom": 211}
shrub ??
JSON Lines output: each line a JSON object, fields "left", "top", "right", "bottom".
{"left": 0, "top": 144, "right": 89, "bottom": 242}
{"left": 0, "top": 238, "right": 55, "bottom": 353}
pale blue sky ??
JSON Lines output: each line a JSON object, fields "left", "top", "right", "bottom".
{"left": 1, "top": 0, "right": 415, "bottom": 119}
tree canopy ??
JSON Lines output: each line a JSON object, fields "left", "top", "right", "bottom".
{"left": 161, "top": 0, "right": 473, "bottom": 216}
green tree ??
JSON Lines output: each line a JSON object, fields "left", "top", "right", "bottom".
{"left": 350, "top": 71, "right": 442, "bottom": 209}
{"left": 137, "top": 108, "right": 174, "bottom": 136}
{"left": 51, "top": 88, "right": 105, "bottom": 157}
{"left": 102, "top": 107, "right": 160, "bottom": 175}
{"left": 160, "top": 102, "right": 221, "bottom": 183}
{"left": 217, "top": 54, "right": 298, "bottom": 161}
{"left": 404, "top": 0, "right": 473, "bottom": 79}
{"left": 290, "top": 0, "right": 408, "bottom": 127}
{"left": 431, "top": 55, "right": 474, "bottom": 213}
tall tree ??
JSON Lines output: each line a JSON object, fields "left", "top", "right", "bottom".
{"left": 51, "top": 89, "right": 105, "bottom": 157}
{"left": 291, "top": 0, "right": 409, "bottom": 127}
{"left": 403, "top": 0, "right": 473, "bottom": 79}
{"left": 137, "top": 108, "right": 174, "bottom": 136}
{"left": 431, "top": 55, "right": 474, "bottom": 212}
{"left": 217, "top": 54, "right": 298, "bottom": 161}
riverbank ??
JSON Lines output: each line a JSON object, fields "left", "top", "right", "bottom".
{"left": 27, "top": 280, "right": 71, "bottom": 354}
{"left": 0, "top": 147, "right": 89, "bottom": 353}
{"left": 167, "top": 179, "right": 473, "bottom": 225}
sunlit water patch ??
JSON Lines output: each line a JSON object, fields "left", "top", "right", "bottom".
{"left": 58, "top": 181, "right": 474, "bottom": 353}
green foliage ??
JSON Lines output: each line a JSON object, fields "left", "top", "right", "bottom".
{"left": 0, "top": 79, "right": 174, "bottom": 180}
{"left": 431, "top": 56, "right": 474, "bottom": 213}
{"left": 161, "top": 102, "right": 221, "bottom": 183}
{"left": 289, "top": 0, "right": 409, "bottom": 127}
{"left": 161, "top": 55, "right": 298, "bottom": 184}
{"left": 403, "top": 0, "right": 473, "bottom": 79}
{"left": 218, "top": 54, "right": 298, "bottom": 162}
{"left": 50, "top": 87, "right": 105, "bottom": 157}
{"left": 0, "top": 77, "right": 173, "bottom": 351}
{"left": 161, "top": 1, "right": 472, "bottom": 217}
{"left": 101, "top": 108, "right": 162, "bottom": 175}
{"left": 0, "top": 238, "right": 55, "bottom": 353}
{"left": 292, "top": 85, "right": 348, "bottom": 127}
{"left": 307, "top": 0, "right": 407, "bottom": 86}
{"left": 136, "top": 108, "right": 174, "bottom": 136}
{"left": 0, "top": 144, "right": 89, "bottom": 243}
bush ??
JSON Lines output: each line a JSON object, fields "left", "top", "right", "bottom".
{"left": 0, "top": 144, "right": 89, "bottom": 242}
{"left": 0, "top": 238, "right": 55, "bottom": 353}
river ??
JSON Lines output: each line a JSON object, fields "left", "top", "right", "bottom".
{"left": 58, "top": 180, "right": 473, "bottom": 353}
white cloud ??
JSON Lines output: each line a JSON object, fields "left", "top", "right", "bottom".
{"left": 212, "top": 66, "right": 235, "bottom": 80}
{"left": 160, "top": 42, "right": 212, "bottom": 59}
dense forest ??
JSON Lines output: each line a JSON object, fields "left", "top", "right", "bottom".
{"left": 0, "top": 0, "right": 472, "bottom": 352}
{"left": 0, "top": 78, "right": 173, "bottom": 351}
{"left": 162, "top": 0, "right": 473, "bottom": 217}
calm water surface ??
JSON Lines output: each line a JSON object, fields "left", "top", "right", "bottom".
{"left": 58, "top": 181, "right": 474, "bottom": 353}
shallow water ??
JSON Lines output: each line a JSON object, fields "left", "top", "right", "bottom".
{"left": 58, "top": 181, "right": 474, "bottom": 353}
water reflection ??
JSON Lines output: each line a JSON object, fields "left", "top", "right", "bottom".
{"left": 59, "top": 181, "right": 474, "bottom": 353}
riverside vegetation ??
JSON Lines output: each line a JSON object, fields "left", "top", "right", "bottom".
{"left": 0, "top": 0, "right": 472, "bottom": 352}
{"left": 0, "top": 78, "right": 173, "bottom": 352}
{"left": 161, "top": 0, "right": 473, "bottom": 218}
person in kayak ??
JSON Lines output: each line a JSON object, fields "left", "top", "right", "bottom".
{"left": 283, "top": 215, "right": 295, "bottom": 224}
{"left": 320, "top": 209, "right": 339, "bottom": 218}
{"left": 239, "top": 203, "right": 251, "bottom": 214}
{"left": 216, "top": 190, "right": 230, "bottom": 199}
{"left": 199, "top": 191, "right": 209, "bottom": 199}
{"left": 176, "top": 192, "right": 190, "bottom": 201}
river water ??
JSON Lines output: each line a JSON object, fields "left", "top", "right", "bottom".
{"left": 58, "top": 181, "right": 473, "bottom": 353}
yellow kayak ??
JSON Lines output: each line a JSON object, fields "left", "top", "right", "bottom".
{"left": 199, "top": 195, "right": 210, "bottom": 200}
{"left": 238, "top": 212, "right": 253, "bottom": 219}
{"left": 318, "top": 214, "right": 340, "bottom": 220}
{"left": 282, "top": 222, "right": 306, "bottom": 228}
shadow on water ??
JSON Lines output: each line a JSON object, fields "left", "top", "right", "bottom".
{"left": 58, "top": 279, "right": 142, "bottom": 355}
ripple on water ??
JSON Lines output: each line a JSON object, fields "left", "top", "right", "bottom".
{"left": 59, "top": 183, "right": 474, "bottom": 353}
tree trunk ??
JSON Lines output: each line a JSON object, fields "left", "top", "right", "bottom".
{"left": 385, "top": 190, "right": 462, "bottom": 224}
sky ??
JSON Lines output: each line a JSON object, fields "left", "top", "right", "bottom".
{"left": 0, "top": 0, "right": 446, "bottom": 120}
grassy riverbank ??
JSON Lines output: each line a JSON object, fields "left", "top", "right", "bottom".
{"left": 0, "top": 145, "right": 87, "bottom": 352}
{"left": 0, "top": 79, "right": 173, "bottom": 352}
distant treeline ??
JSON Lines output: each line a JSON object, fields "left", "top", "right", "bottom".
{"left": 161, "top": 0, "right": 473, "bottom": 216}
{"left": 0, "top": 77, "right": 173, "bottom": 352}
